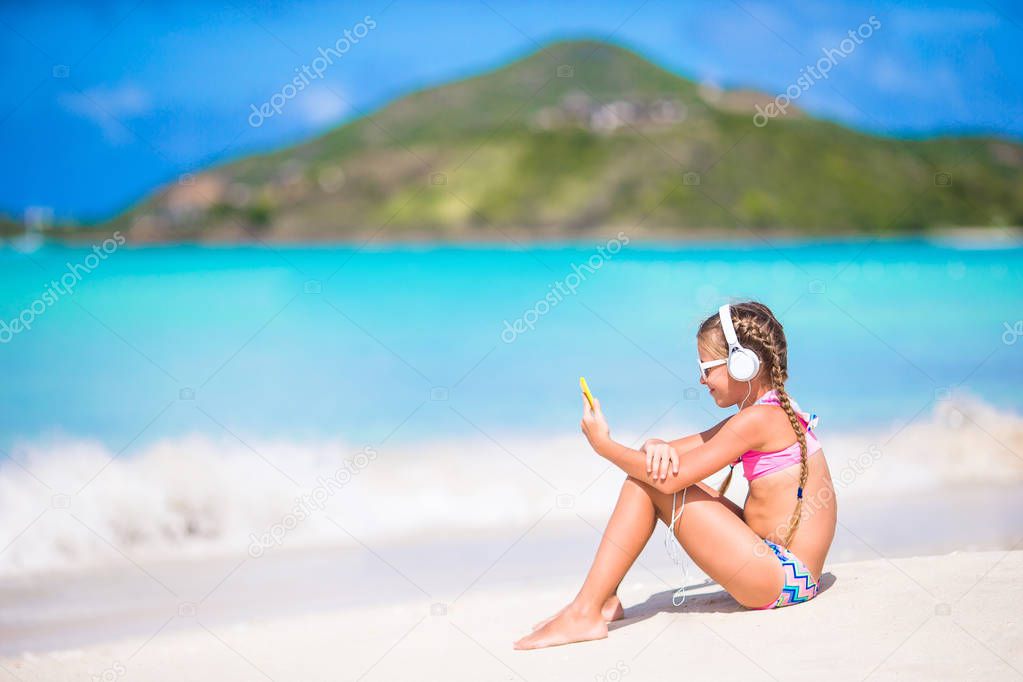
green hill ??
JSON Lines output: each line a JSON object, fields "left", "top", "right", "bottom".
{"left": 96, "top": 39, "right": 1023, "bottom": 241}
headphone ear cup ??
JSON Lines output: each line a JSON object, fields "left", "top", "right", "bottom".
{"left": 727, "top": 348, "right": 760, "bottom": 382}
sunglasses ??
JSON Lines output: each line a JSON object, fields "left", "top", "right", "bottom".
{"left": 699, "top": 358, "right": 726, "bottom": 380}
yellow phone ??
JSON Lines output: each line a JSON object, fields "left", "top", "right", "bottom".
{"left": 579, "top": 376, "right": 595, "bottom": 409}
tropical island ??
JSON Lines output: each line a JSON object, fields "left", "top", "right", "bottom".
{"left": 7, "top": 39, "right": 1023, "bottom": 243}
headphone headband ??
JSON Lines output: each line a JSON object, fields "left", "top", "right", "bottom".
{"left": 718, "top": 304, "right": 740, "bottom": 350}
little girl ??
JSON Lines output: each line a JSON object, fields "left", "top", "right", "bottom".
{"left": 514, "top": 300, "right": 838, "bottom": 650}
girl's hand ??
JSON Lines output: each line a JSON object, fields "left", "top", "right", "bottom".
{"left": 580, "top": 395, "right": 611, "bottom": 452}
{"left": 642, "top": 437, "right": 667, "bottom": 451}
{"left": 642, "top": 439, "right": 679, "bottom": 481}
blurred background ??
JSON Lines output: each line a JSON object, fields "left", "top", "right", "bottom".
{"left": 1, "top": 0, "right": 1021, "bottom": 656}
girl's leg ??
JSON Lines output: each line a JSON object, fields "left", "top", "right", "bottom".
{"left": 571, "top": 474, "right": 657, "bottom": 611}
{"left": 514, "top": 475, "right": 659, "bottom": 650}
{"left": 531, "top": 475, "right": 654, "bottom": 630}
{"left": 514, "top": 477, "right": 785, "bottom": 650}
{"left": 637, "top": 478, "right": 785, "bottom": 608}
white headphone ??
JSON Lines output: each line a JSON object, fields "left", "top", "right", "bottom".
{"left": 718, "top": 303, "right": 761, "bottom": 382}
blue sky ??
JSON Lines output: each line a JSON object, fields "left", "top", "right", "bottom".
{"left": 1, "top": 0, "right": 1021, "bottom": 222}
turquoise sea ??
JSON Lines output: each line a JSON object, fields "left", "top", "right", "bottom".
{"left": 1, "top": 235, "right": 1021, "bottom": 575}
{"left": 2, "top": 237, "right": 1021, "bottom": 447}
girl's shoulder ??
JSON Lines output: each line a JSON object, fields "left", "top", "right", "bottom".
{"left": 745, "top": 401, "right": 807, "bottom": 448}
{"left": 729, "top": 405, "right": 781, "bottom": 451}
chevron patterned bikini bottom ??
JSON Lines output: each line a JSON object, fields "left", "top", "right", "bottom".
{"left": 753, "top": 539, "right": 820, "bottom": 610}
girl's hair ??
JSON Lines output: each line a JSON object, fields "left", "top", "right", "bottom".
{"left": 696, "top": 301, "right": 807, "bottom": 547}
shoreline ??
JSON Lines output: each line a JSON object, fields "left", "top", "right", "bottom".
{"left": 6, "top": 225, "right": 1023, "bottom": 248}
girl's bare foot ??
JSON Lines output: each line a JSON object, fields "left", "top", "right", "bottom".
{"left": 531, "top": 594, "right": 624, "bottom": 631}
{"left": 513, "top": 604, "right": 608, "bottom": 650}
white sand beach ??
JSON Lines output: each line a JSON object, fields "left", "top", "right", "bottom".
{"left": 3, "top": 549, "right": 1020, "bottom": 681}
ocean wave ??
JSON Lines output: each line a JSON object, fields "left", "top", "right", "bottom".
{"left": 1, "top": 390, "right": 1020, "bottom": 577}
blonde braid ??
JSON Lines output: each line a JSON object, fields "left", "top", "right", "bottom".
{"left": 732, "top": 316, "right": 808, "bottom": 548}
{"left": 717, "top": 459, "right": 736, "bottom": 496}
{"left": 771, "top": 368, "right": 808, "bottom": 547}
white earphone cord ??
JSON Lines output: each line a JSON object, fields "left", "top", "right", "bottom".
{"left": 739, "top": 379, "right": 753, "bottom": 410}
{"left": 666, "top": 380, "right": 753, "bottom": 606}
{"left": 665, "top": 487, "right": 689, "bottom": 606}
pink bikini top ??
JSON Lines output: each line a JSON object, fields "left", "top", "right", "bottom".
{"left": 732, "top": 389, "right": 821, "bottom": 483}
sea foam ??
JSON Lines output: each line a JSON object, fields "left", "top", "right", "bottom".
{"left": 1, "top": 390, "right": 1020, "bottom": 577}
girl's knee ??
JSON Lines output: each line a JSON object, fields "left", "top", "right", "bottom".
{"left": 624, "top": 474, "right": 649, "bottom": 489}
{"left": 623, "top": 475, "right": 653, "bottom": 497}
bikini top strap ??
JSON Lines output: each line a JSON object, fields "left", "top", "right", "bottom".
{"left": 754, "top": 390, "right": 819, "bottom": 432}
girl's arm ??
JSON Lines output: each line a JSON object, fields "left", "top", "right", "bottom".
{"left": 583, "top": 398, "right": 762, "bottom": 495}
{"left": 657, "top": 417, "right": 733, "bottom": 454}
{"left": 639, "top": 417, "right": 734, "bottom": 480}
